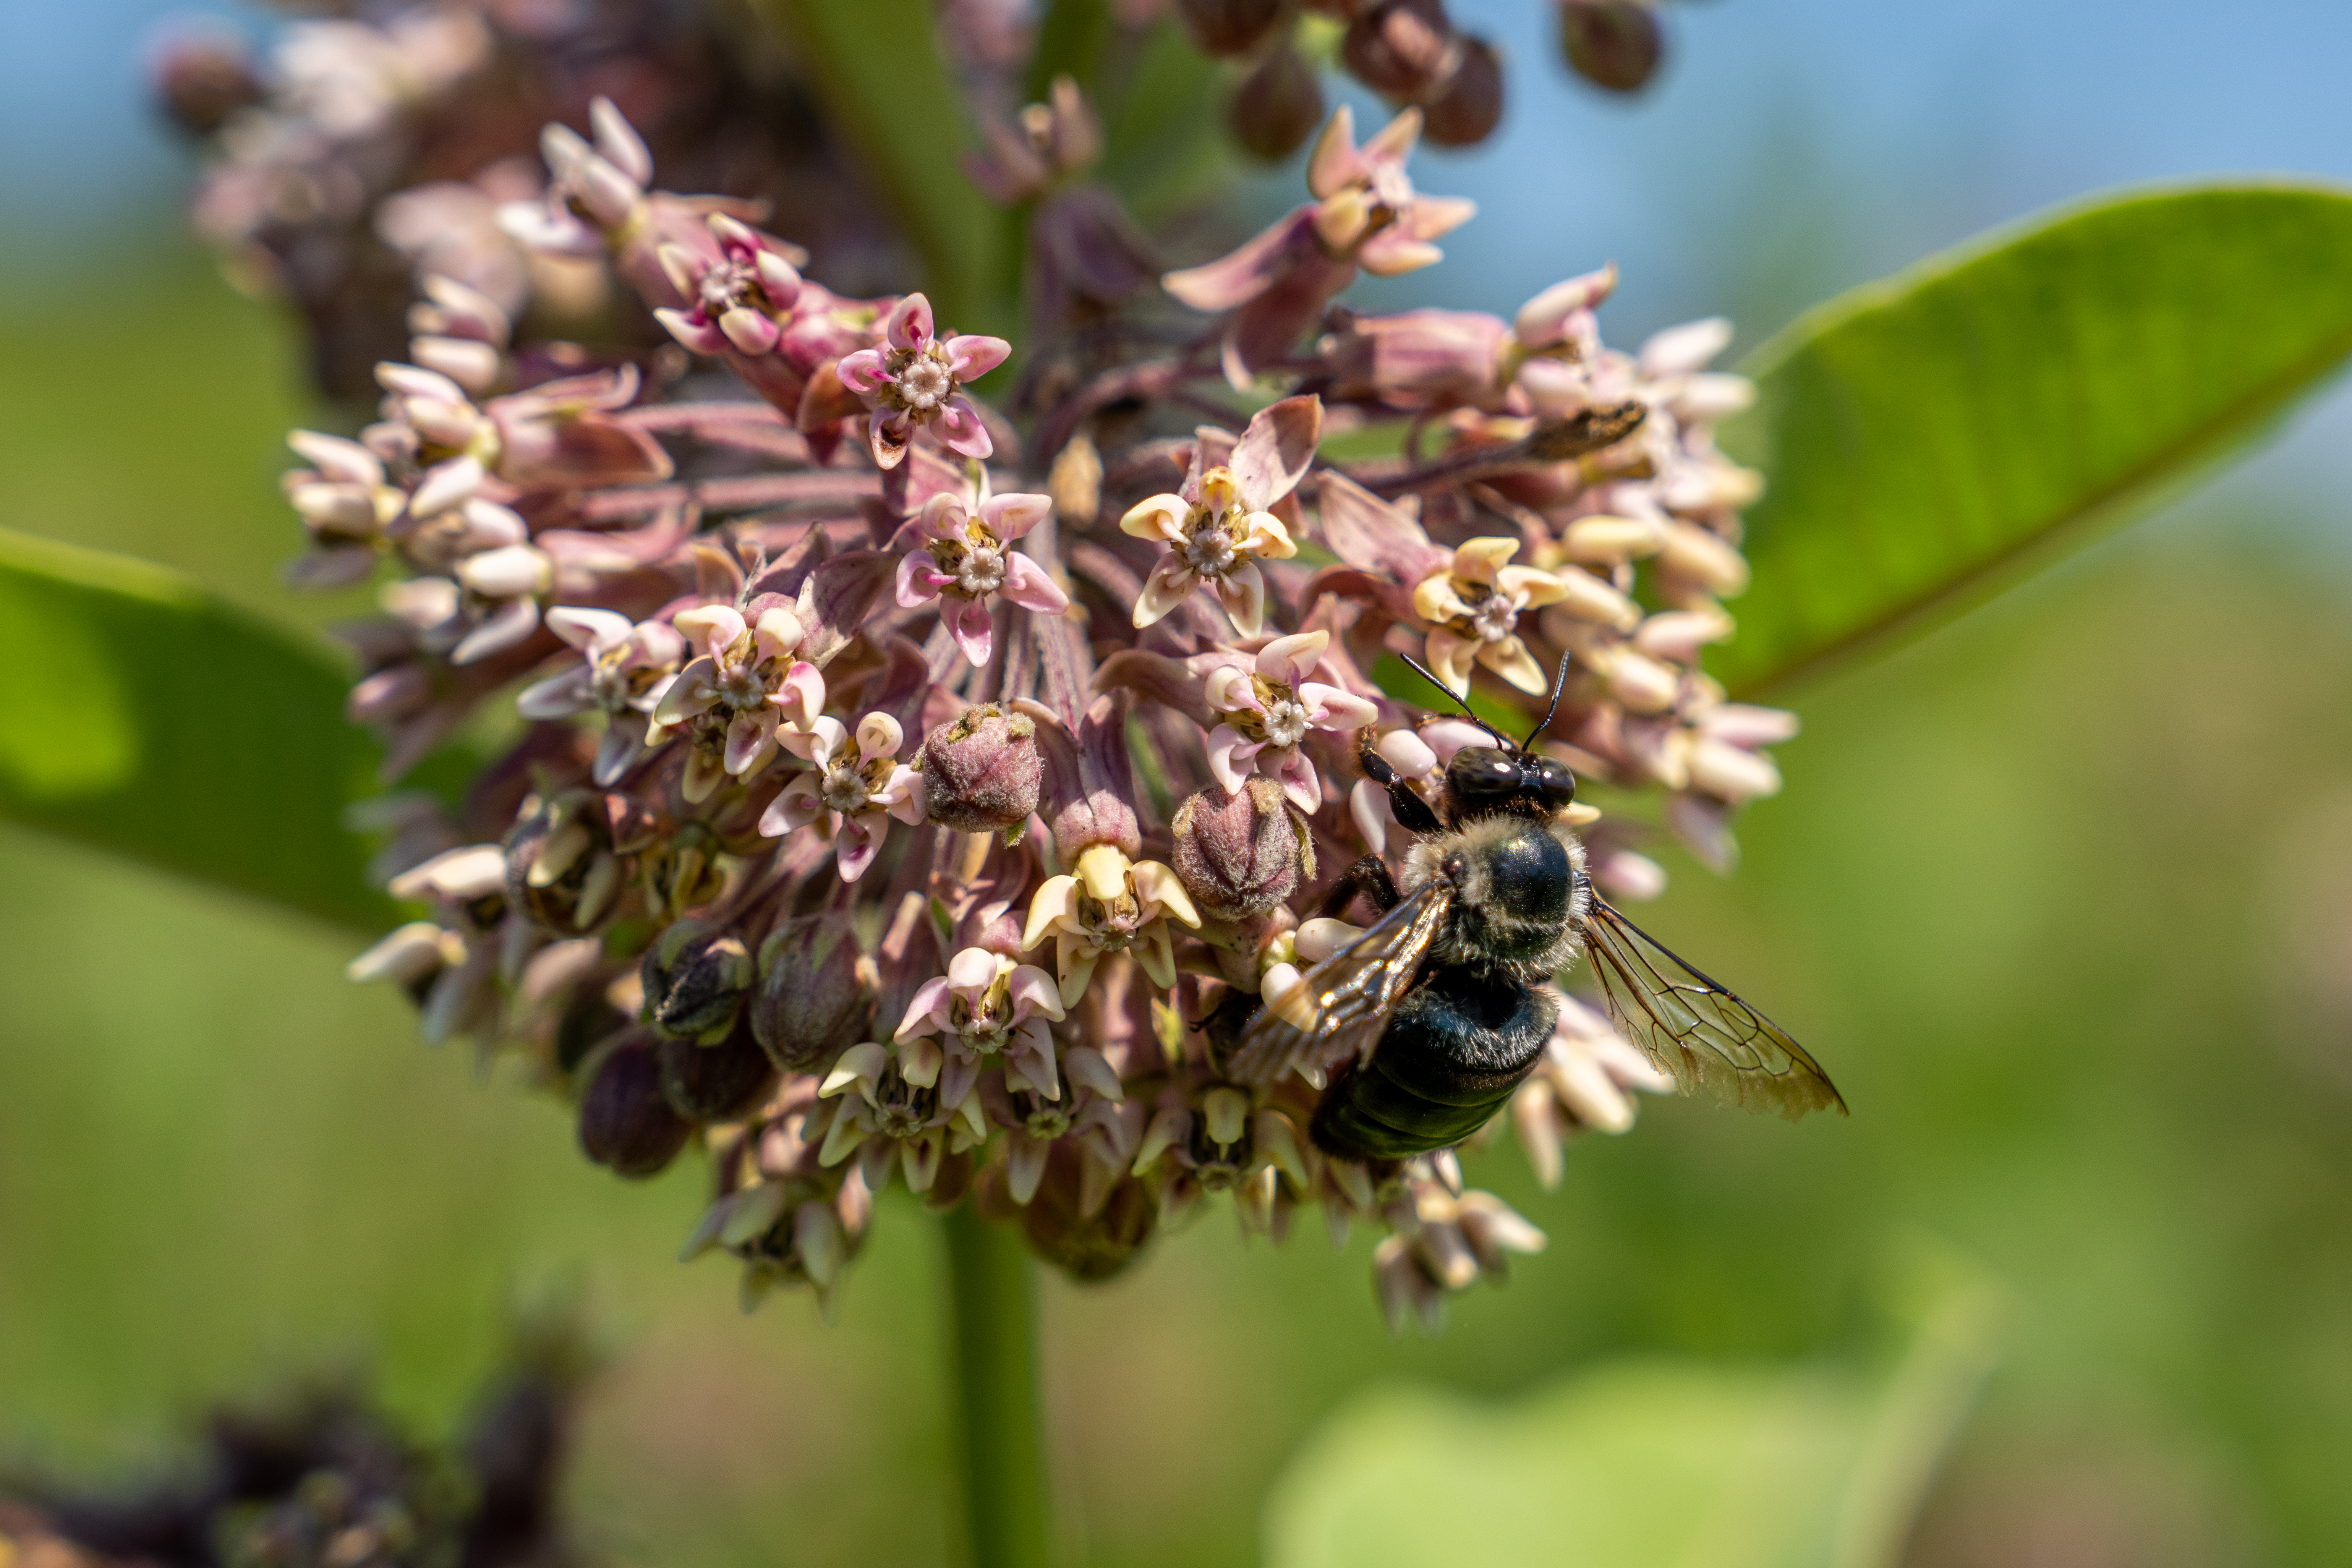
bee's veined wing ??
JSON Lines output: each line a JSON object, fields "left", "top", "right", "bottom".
{"left": 1226, "top": 880, "right": 1453, "bottom": 1088}
{"left": 1581, "top": 896, "right": 1847, "bottom": 1119}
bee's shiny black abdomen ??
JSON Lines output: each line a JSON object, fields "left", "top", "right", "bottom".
{"left": 1309, "top": 967, "right": 1556, "bottom": 1161}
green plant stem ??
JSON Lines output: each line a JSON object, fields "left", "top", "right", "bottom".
{"left": 944, "top": 1207, "right": 1054, "bottom": 1568}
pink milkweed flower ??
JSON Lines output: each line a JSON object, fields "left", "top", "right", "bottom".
{"left": 834, "top": 293, "right": 1009, "bottom": 469}
{"left": 651, "top": 603, "right": 825, "bottom": 799}
{"left": 816, "top": 1037, "right": 989, "bottom": 1196}
{"left": 1412, "top": 537, "right": 1578, "bottom": 695}
{"left": 761, "top": 713, "right": 927, "bottom": 882}
{"left": 1118, "top": 395, "right": 1319, "bottom": 637}
{"left": 981, "top": 1055, "right": 1129, "bottom": 1206}
{"left": 1021, "top": 843, "right": 1201, "bottom": 1009}
{"left": 1204, "top": 630, "right": 1380, "bottom": 815}
{"left": 893, "top": 490, "right": 1070, "bottom": 666}
{"left": 896, "top": 946, "right": 1068, "bottom": 1105}
{"left": 1305, "top": 105, "right": 1477, "bottom": 276}
{"left": 517, "top": 608, "right": 688, "bottom": 786}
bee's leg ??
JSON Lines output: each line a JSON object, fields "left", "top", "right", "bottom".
{"left": 1358, "top": 735, "right": 1443, "bottom": 836}
{"left": 1318, "top": 854, "right": 1401, "bottom": 919}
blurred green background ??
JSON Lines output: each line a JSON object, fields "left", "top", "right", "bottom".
{"left": 7, "top": 239, "right": 2352, "bottom": 1566}
{"left": 11, "top": 0, "right": 2352, "bottom": 1562}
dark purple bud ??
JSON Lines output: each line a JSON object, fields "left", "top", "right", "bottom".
{"left": 1342, "top": 0, "right": 1455, "bottom": 98}
{"left": 1171, "top": 779, "right": 1316, "bottom": 921}
{"left": 555, "top": 988, "right": 630, "bottom": 1075}
{"left": 1422, "top": 35, "right": 1505, "bottom": 146}
{"left": 750, "top": 915, "right": 873, "bottom": 1070}
{"left": 641, "top": 919, "right": 754, "bottom": 1043}
{"left": 1178, "top": 0, "right": 1284, "bottom": 56}
{"left": 1227, "top": 45, "right": 1325, "bottom": 163}
{"left": 578, "top": 1037, "right": 693, "bottom": 1178}
{"left": 659, "top": 1022, "right": 781, "bottom": 1123}
{"left": 920, "top": 704, "right": 1042, "bottom": 835}
{"left": 1016, "top": 1144, "right": 1158, "bottom": 1282}
{"left": 1559, "top": 0, "right": 1664, "bottom": 93}
{"left": 151, "top": 29, "right": 262, "bottom": 137}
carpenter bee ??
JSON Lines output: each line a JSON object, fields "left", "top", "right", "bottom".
{"left": 1227, "top": 657, "right": 1845, "bottom": 1161}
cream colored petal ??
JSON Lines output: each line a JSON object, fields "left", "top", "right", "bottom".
{"left": 1497, "top": 563, "right": 1573, "bottom": 609}
{"left": 1412, "top": 571, "right": 1470, "bottom": 624}
{"left": 1130, "top": 860, "right": 1201, "bottom": 929}
{"left": 1479, "top": 635, "right": 1550, "bottom": 695}
{"left": 1451, "top": 536, "right": 1519, "bottom": 585}
{"left": 1117, "top": 494, "right": 1190, "bottom": 543}
{"left": 1021, "top": 875, "right": 1081, "bottom": 949}
{"left": 855, "top": 710, "right": 904, "bottom": 760}
{"left": 1132, "top": 556, "right": 1198, "bottom": 628}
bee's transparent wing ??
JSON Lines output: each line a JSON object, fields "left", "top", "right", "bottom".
{"left": 1226, "top": 880, "right": 1452, "bottom": 1088}
{"left": 1581, "top": 897, "right": 1847, "bottom": 1119}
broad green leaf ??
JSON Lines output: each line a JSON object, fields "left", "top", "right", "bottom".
{"left": 0, "top": 526, "right": 397, "bottom": 932}
{"left": 1263, "top": 1266, "right": 2004, "bottom": 1568}
{"left": 1716, "top": 182, "right": 2352, "bottom": 696}
{"left": 750, "top": 0, "right": 1013, "bottom": 335}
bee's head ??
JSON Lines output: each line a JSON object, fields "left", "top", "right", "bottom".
{"left": 1445, "top": 745, "right": 1578, "bottom": 817}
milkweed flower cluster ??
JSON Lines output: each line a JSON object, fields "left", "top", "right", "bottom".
{"left": 214, "top": 30, "right": 1797, "bottom": 1325}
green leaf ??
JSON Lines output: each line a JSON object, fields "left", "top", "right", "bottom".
{"left": 1716, "top": 182, "right": 2352, "bottom": 696}
{"left": 0, "top": 526, "right": 397, "bottom": 933}
{"left": 750, "top": 0, "right": 1013, "bottom": 335}
{"left": 1263, "top": 1262, "right": 2004, "bottom": 1568}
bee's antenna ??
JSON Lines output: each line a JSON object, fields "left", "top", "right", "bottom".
{"left": 1523, "top": 648, "right": 1574, "bottom": 752}
{"left": 1397, "top": 653, "right": 1515, "bottom": 750}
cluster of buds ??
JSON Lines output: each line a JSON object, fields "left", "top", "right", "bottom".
{"left": 298, "top": 79, "right": 1792, "bottom": 1329}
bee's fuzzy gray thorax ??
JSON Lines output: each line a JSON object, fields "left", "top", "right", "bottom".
{"left": 1400, "top": 814, "right": 1589, "bottom": 983}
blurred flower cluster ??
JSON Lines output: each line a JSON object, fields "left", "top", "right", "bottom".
{"left": 0, "top": 1320, "right": 591, "bottom": 1568}
{"left": 175, "top": 0, "right": 1795, "bottom": 1328}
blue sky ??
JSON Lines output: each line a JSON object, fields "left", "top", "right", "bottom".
{"left": 8, "top": 0, "right": 2351, "bottom": 506}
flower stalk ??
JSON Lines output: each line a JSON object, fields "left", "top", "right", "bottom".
{"left": 945, "top": 1206, "right": 1055, "bottom": 1568}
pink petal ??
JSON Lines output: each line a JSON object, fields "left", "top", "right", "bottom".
{"left": 515, "top": 669, "right": 592, "bottom": 720}
{"left": 896, "top": 976, "right": 956, "bottom": 1040}
{"left": 979, "top": 492, "right": 1052, "bottom": 542}
{"left": 720, "top": 306, "right": 782, "bottom": 355}
{"left": 1007, "top": 964, "right": 1065, "bottom": 1023}
{"left": 884, "top": 293, "right": 933, "bottom": 352}
{"left": 835, "top": 349, "right": 890, "bottom": 395}
{"left": 936, "top": 397, "right": 993, "bottom": 460}
{"left": 544, "top": 605, "right": 632, "bottom": 652}
{"left": 759, "top": 777, "right": 823, "bottom": 838}
{"left": 1161, "top": 206, "right": 1317, "bottom": 312}
{"left": 945, "top": 334, "right": 1011, "bottom": 379}
{"left": 999, "top": 554, "right": 1068, "bottom": 615}
{"left": 895, "top": 549, "right": 948, "bottom": 608}
{"left": 836, "top": 816, "right": 884, "bottom": 881}
{"left": 1359, "top": 104, "right": 1423, "bottom": 169}
{"left": 769, "top": 662, "right": 826, "bottom": 731}
{"left": 1272, "top": 748, "right": 1321, "bottom": 815}
{"left": 948, "top": 596, "right": 995, "bottom": 667}
{"left": 1256, "top": 629, "right": 1328, "bottom": 688}
{"left": 1204, "top": 725, "right": 1254, "bottom": 795}
{"left": 1306, "top": 107, "right": 1362, "bottom": 201}
{"left": 654, "top": 308, "right": 729, "bottom": 356}
{"left": 1229, "top": 395, "right": 1323, "bottom": 509}
{"left": 1302, "top": 682, "right": 1379, "bottom": 731}
{"left": 724, "top": 709, "right": 777, "bottom": 775}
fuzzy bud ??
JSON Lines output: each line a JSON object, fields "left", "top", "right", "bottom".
{"left": 1178, "top": 0, "right": 1284, "bottom": 56}
{"left": 659, "top": 1023, "right": 780, "bottom": 1123}
{"left": 578, "top": 1036, "right": 693, "bottom": 1178}
{"left": 1228, "top": 45, "right": 1325, "bottom": 162}
{"left": 920, "top": 705, "right": 1042, "bottom": 835}
{"left": 750, "top": 915, "right": 874, "bottom": 1069}
{"left": 1170, "top": 779, "right": 1316, "bottom": 921}
{"left": 641, "top": 919, "right": 754, "bottom": 1043}
{"left": 1558, "top": 0, "right": 1664, "bottom": 94}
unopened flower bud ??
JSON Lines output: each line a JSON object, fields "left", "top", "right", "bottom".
{"left": 659, "top": 1023, "right": 780, "bottom": 1123}
{"left": 641, "top": 919, "right": 754, "bottom": 1043}
{"left": 1227, "top": 44, "right": 1324, "bottom": 162}
{"left": 1179, "top": 0, "right": 1284, "bottom": 56}
{"left": 750, "top": 915, "right": 874, "bottom": 1069}
{"left": 920, "top": 705, "right": 1042, "bottom": 836}
{"left": 1343, "top": 0, "right": 1454, "bottom": 97}
{"left": 1421, "top": 35, "right": 1503, "bottom": 147}
{"left": 578, "top": 1036, "right": 692, "bottom": 1178}
{"left": 151, "top": 28, "right": 261, "bottom": 136}
{"left": 1558, "top": 0, "right": 1664, "bottom": 94}
{"left": 1171, "top": 779, "right": 1316, "bottom": 921}
{"left": 1655, "top": 522, "right": 1751, "bottom": 598}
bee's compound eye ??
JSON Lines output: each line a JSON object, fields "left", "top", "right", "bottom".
{"left": 1530, "top": 758, "right": 1578, "bottom": 810}
{"left": 1447, "top": 746, "right": 1523, "bottom": 802}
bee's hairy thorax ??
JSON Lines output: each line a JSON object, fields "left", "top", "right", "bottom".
{"left": 1399, "top": 811, "right": 1589, "bottom": 985}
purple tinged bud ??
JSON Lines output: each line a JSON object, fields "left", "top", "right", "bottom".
{"left": 1421, "top": 35, "right": 1504, "bottom": 148}
{"left": 641, "top": 919, "right": 755, "bottom": 1043}
{"left": 1558, "top": 0, "right": 1664, "bottom": 94}
{"left": 151, "top": 27, "right": 261, "bottom": 136}
{"left": 920, "top": 705, "right": 1043, "bottom": 836}
{"left": 659, "top": 1022, "right": 780, "bottom": 1123}
{"left": 1179, "top": 0, "right": 1284, "bottom": 56}
{"left": 749, "top": 915, "right": 873, "bottom": 1070}
{"left": 578, "top": 1036, "right": 693, "bottom": 1178}
{"left": 1227, "top": 45, "right": 1325, "bottom": 162}
{"left": 1343, "top": 0, "right": 1455, "bottom": 97}
{"left": 1171, "top": 779, "right": 1317, "bottom": 922}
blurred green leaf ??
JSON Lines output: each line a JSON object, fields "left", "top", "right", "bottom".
{"left": 0, "top": 526, "right": 395, "bottom": 933}
{"left": 1263, "top": 1264, "right": 2004, "bottom": 1568}
{"left": 750, "top": 0, "right": 1012, "bottom": 335}
{"left": 1717, "top": 182, "right": 2352, "bottom": 696}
